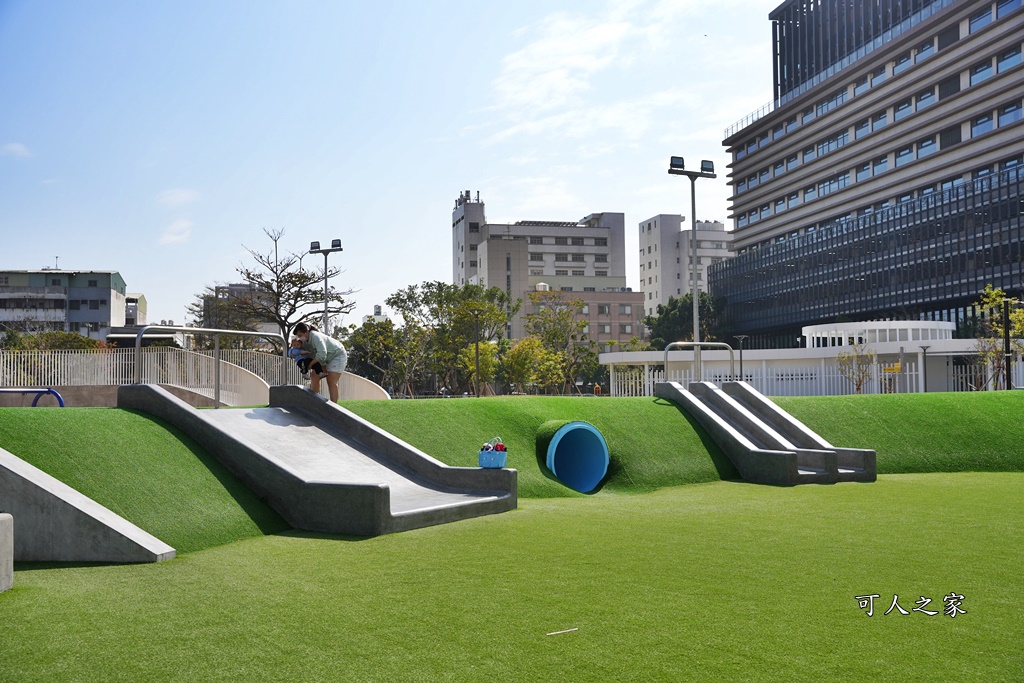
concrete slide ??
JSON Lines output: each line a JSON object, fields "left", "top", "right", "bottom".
{"left": 655, "top": 380, "right": 875, "bottom": 486}
{"left": 117, "top": 384, "right": 517, "bottom": 536}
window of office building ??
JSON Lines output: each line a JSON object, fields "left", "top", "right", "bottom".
{"left": 895, "top": 145, "right": 915, "bottom": 167}
{"left": 998, "top": 46, "right": 1022, "bottom": 72}
{"left": 788, "top": 191, "right": 800, "bottom": 208}
{"left": 874, "top": 156, "right": 889, "bottom": 174}
{"left": 594, "top": 238, "right": 607, "bottom": 246}
{"left": 748, "top": 173, "right": 758, "bottom": 189}
{"left": 856, "top": 162, "right": 871, "bottom": 182}
{"left": 786, "top": 154, "right": 799, "bottom": 171}
{"left": 759, "top": 167, "right": 770, "bottom": 184}
{"left": 997, "top": 0, "right": 1021, "bottom": 18}
{"left": 572, "top": 270, "right": 585, "bottom": 276}
{"left": 598, "top": 304, "right": 610, "bottom": 315}
{"left": 972, "top": 112, "right": 994, "bottom": 137}
{"left": 528, "top": 252, "right": 543, "bottom": 261}
{"left": 571, "top": 237, "right": 584, "bottom": 246}
{"left": 916, "top": 39, "right": 935, "bottom": 63}
{"left": 854, "top": 118, "right": 870, "bottom": 139}
{"left": 595, "top": 254, "right": 608, "bottom": 262}
{"left": 554, "top": 237, "right": 567, "bottom": 245}
{"left": 969, "top": 6, "right": 992, "bottom": 32}
{"left": 529, "top": 236, "right": 543, "bottom": 244}
{"left": 530, "top": 269, "right": 544, "bottom": 276}
{"left": 939, "top": 124, "right": 962, "bottom": 148}
{"left": 854, "top": 74, "right": 869, "bottom": 96}
{"left": 571, "top": 254, "right": 584, "bottom": 262}
{"left": 970, "top": 59, "right": 994, "bottom": 85}
{"left": 916, "top": 87, "right": 935, "bottom": 110}
{"left": 894, "top": 98, "right": 913, "bottom": 121}
{"left": 917, "top": 136, "right": 937, "bottom": 158}
{"left": 555, "top": 270, "right": 568, "bottom": 276}
{"left": 773, "top": 160, "right": 785, "bottom": 177}
{"left": 804, "top": 185, "right": 817, "bottom": 201}
{"left": 938, "top": 74, "right": 961, "bottom": 99}
{"left": 595, "top": 270, "right": 608, "bottom": 277}
{"left": 468, "top": 244, "right": 477, "bottom": 251}
{"left": 619, "top": 304, "right": 632, "bottom": 315}
{"left": 555, "top": 254, "right": 569, "bottom": 262}
{"left": 999, "top": 100, "right": 1022, "bottom": 126}
{"left": 469, "top": 260, "right": 477, "bottom": 268}
{"left": 871, "top": 65, "right": 887, "bottom": 86}
{"left": 775, "top": 197, "right": 787, "bottom": 213}
{"left": 803, "top": 146, "right": 815, "bottom": 163}
{"left": 893, "top": 52, "right": 912, "bottom": 75}
{"left": 468, "top": 223, "right": 480, "bottom": 233}
{"left": 619, "top": 324, "right": 633, "bottom": 335}
{"left": 873, "top": 111, "right": 888, "bottom": 131}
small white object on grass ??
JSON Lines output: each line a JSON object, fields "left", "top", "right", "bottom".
{"left": 545, "top": 627, "right": 579, "bottom": 636}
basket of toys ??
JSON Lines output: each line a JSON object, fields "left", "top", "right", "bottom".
{"left": 478, "top": 437, "right": 508, "bottom": 468}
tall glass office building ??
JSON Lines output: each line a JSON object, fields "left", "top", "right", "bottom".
{"left": 714, "top": 0, "right": 1024, "bottom": 346}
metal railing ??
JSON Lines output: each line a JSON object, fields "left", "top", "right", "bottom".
{"left": 664, "top": 341, "right": 735, "bottom": 385}
{"left": 133, "top": 326, "right": 286, "bottom": 407}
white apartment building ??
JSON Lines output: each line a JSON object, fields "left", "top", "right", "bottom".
{"left": 452, "top": 191, "right": 644, "bottom": 345}
{"left": 0, "top": 269, "right": 128, "bottom": 340}
{"left": 637, "top": 216, "right": 733, "bottom": 317}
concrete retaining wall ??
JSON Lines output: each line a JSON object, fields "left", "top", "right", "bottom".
{"left": 0, "top": 447, "right": 175, "bottom": 563}
{"left": 0, "top": 513, "right": 12, "bottom": 592}
{"left": 0, "top": 385, "right": 217, "bottom": 408}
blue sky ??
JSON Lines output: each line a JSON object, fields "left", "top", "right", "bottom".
{"left": 0, "top": 0, "right": 779, "bottom": 325}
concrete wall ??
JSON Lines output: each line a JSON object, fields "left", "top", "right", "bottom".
{"left": 0, "top": 385, "right": 217, "bottom": 408}
{"left": 0, "top": 447, "right": 175, "bottom": 563}
{"left": 0, "top": 513, "right": 12, "bottom": 592}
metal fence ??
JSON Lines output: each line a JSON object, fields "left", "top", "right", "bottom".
{"left": 610, "top": 362, "right": 922, "bottom": 398}
{"left": 0, "top": 348, "right": 275, "bottom": 406}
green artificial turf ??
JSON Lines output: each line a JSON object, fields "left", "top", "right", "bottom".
{"left": 1, "top": 473, "right": 1020, "bottom": 682}
{"left": 0, "top": 408, "right": 288, "bottom": 552}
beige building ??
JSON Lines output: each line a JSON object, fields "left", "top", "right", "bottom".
{"left": 452, "top": 191, "right": 643, "bottom": 346}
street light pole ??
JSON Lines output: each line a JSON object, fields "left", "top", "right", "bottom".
{"left": 920, "top": 345, "right": 930, "bottom": 393}
{"left": 733, "top": 335, "right": 748, "bottom": 381}
{"left": 668, "top": 157, "right": 716, "bottom": 383}
{"left": 309, "top": 239, "right": 343, "bottom": 334}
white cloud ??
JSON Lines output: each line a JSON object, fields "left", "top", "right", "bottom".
{"left": 159, "top": 219, "right": 193, "bottom": 245}
{"left": 157, "top": 188, "right": 201, "bottom": 208}
{"left": 1, "top": 142, "right": 33, "bottom": 158}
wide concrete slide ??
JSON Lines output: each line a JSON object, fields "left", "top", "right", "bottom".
{"left": 655, "top": 380, "right": 875, "bottom": 486}
{"left": 0, "top": 447, "right": 176, "bottom": 563}
{"left": 117, "top": 384, "right": 516, "bottom": 536}
{"left": 721, "top": 381, "right": 876, "bottom": 482}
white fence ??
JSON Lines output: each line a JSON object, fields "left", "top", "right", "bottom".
{"left": 610, "top": 362, "right": 922, "bottom": 398}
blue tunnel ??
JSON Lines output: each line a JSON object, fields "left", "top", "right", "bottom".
{"left": 542, "top": 421, "right": 610, "bottom": 493}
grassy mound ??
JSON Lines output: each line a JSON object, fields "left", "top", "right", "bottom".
{"left": 0, "top": 408, "right": 289, "bottom": 553}
{"left": 342, "top": 392, "right": 1024, "bottom": 496}
{"left": 340, "top": 396, "right": 736, "bottom": 497}
{"left": 775, "top": 391, "right": 1024, "bottom": 473}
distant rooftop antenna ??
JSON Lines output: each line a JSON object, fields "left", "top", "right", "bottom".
{"left": 55, "top": 256, "right": 59, "bottom": 269}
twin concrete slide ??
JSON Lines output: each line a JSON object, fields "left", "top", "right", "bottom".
{"left": 656, "top": 380, "right": 876, "bottom": 486}
{"left": 0, "top": 380, "right": 873, "bottom": 569}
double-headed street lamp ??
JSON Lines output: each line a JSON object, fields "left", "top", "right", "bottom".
{"left": 668, "top": 157, "right": 716, "bottom": 382}
{"left": 309, "top": 239, "right": 343, "bottom": 334}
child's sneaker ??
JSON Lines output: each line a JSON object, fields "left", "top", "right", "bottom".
{"left": 318, "top": 371, "right": 329, "bottom": 378}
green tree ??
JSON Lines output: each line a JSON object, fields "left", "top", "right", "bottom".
{"left": 642, "top": 292, "right": 724, "bottom": 350}
{"left": 523, "top": 290, "right": 596, "bottom": 394}
{"left": 19, "top": 331, "right": 101, "bottom": 350}
{"left": 343, "top": 319, "right": 400, "bottom": 389}
{"left": 386, "top": 281, "right": 520, "bottom": 393}
{"left": 836, "top": 340, "right": 876, "bottom": 395}
{"left": 457, "top": 341, "right": 498, "bottom": 395}
{"left": 970, "top": 284, "right": 1024, "bottom": 389}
